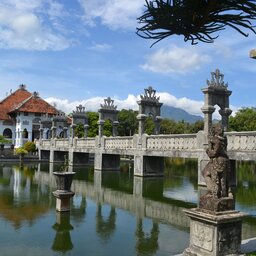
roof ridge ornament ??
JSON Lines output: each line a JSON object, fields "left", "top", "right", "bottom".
{"left": 19, "top": 84, "right": 26, "bottom": 90}
{"left": 207, "top": 69, "right": 228, "bottom": 89}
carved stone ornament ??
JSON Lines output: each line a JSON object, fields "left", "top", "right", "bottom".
{"left": 206, "top": 69, "right": 228, "bottom": 89}
{"left": 140, "top": 86, "right": 160, "bottom": 102}
{"left": 73, "top": 104, "right": 86, "bottom": 114}
{"left": 100, "top": 97, "right": 117, "bottom": 110}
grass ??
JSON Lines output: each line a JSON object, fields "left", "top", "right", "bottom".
{"left": 247, "top": 253, "right": 256, "bottom": 255}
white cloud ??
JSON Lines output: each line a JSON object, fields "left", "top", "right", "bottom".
{"left": 78, "top": 0, "right": 144, "bottom": 30}
{"left": 45, "top": 91, "right": 205, "bottom": 117}
{"left": 0, "top": 0, "right": 71, "bottom": 50}
{"left": 88, "top": 43, "right": 112, "bottom": 52}
{"left": 141, "top": 45, "right": 212, "bottom": 74}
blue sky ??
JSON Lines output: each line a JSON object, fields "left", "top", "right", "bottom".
{"left": 0, "top": 0, "right": 256, "bottom": 117}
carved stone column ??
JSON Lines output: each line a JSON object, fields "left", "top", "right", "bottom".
{"left": 112, "top": 121, "right": 119, "bottom": 137}
{"left": 51, "top": 126, "right": 57, "bottom": 139}
{"left": 154, "top": 116, "right": 162, "bottom": 135}
{"left": 39, "top": 128, "right": 43, "bottom": 140}
{"left": 71, "top": 124, "right": 76, "bottom": 139}
{"left": 62, "top": 127, "right": 68, "bottom": 138}
{"left": 219, "top": 108, "right": 232, "bottom": 132}
{"left": 98, "top": 120, "right": 104, "bottom": 137}
{"left": 201, "top": 105, "right": 215, "bottom": 138}
{"left": 84, "top": 124, "right": 89, "bottom": 138}
{"left": 137, "top": 114, "right": 147, "bottom": 136}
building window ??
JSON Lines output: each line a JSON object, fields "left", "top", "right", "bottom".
{"left": 24, "top": 112, "right": 28, "bottom": 116}
{"left": 35, "top": 113, "right": 41, "bottom": 117}
{"left": 3, "top": 128, "right": 12, "bottom": 138}
{"left": 23, "top": 129, "right": 28, "bottom": 139}
{"left": 22, "top": 120, "right": 29, "bottom": 125}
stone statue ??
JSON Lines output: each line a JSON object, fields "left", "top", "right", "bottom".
{"left": 200, "top": 124, "right": 234, "bottom": 211}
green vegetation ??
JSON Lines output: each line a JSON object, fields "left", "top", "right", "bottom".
{"left": 0, "top": 135, "right": 11, "bottom": 144}
{"left": 23, "top": 141, "right": 36, "bottom": 153}
{"left": 247, "top": 252, "right": 256, "bottom": 255}
{"left": 230, "top": 107, "right": 256, "bottom": 131}
{"left": 15, "top": 147, "right": 28, "bottom": 156}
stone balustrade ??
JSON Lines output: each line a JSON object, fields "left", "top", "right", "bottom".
{"left": 226, "top": 131, "right": 256, "bottom": 151}
{"left": 103, "top": 136, "right": 134, "bottom": 149}
{"left": 145, "top": 134, "right": 197, "bottom": 150}
{"left": 75, "top": 138, "right": 96, "bottom": 149}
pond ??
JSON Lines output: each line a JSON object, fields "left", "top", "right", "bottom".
{"left": 0, "top": 158, "right": 255, "bottom": 256}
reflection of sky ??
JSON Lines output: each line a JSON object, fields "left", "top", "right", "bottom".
{"left": 163, "top": 178, "right": 198, "bottom": 204}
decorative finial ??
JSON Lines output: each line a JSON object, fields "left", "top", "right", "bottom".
{"left": 206, "top": 69, "right": 228, "bottom": 88}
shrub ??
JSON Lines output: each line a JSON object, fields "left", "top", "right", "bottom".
{"left": 23, "top": 141, "right": 36, "bottom": 153}
{"left": 15, "top": 147, "right": 28, "bottom": 155}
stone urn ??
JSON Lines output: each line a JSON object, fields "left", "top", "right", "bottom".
{"left": 53, "top": 172, "right": 75, "bottom": 191}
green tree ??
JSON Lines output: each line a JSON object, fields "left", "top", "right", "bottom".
{"left": 145, "top": 117, "right": 155, "bottom": 135}
{"left": 87, "top": 112, "right": 99, "bottom": 137}
{"left": 229, "top": 107, "right": 256, "bottom": 131}
{"left": 118, "top": 109, "right": 138, "bottom": 136}
{"left": 75, "top": 123, "right": 84, "bottom": 138}
{"left": 103, "top": 119, "right": 113, "bottom": 137}
{"left": 23, "top": 141, "right": 36, "bottom": 153}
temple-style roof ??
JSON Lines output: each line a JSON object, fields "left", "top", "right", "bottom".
{"left": 0, "top": 85, "right": 58, "bottom": 120}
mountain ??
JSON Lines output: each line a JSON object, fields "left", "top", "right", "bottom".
{"left": 161, "top": 104, "right": 203, "bottom": 123}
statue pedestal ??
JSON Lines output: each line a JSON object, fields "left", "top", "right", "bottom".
{"left": 183, "top": 208, "right": 247, "bottom": 256}
{"left": 53, "top": 190, "right": 75, "bottom": 212}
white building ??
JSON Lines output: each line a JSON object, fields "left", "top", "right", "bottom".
{"left": 0, "top": 84, "right": 63, "bottom": 148}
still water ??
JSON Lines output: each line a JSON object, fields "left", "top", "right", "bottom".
{"left": 0, "top": 159, "right": 255, "bottom": 256}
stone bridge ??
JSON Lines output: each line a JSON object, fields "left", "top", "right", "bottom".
{"left": 35, "top": 69, "right": 256, "bottom": 183}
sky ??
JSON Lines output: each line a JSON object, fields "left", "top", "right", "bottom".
{"left": 0, "top": 0, "right": 256, "bottom": 118}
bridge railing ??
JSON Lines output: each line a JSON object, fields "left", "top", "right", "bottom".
{"left": 55, "top": 139, "right": 69, "bottom": 148}
{"left": 103, "top": 136, "right": 134, "bottom": 149}
{"left": 75, "top": 138, "right": 96, "bottom": 149}
{"left": 145, "top": 134, "right": 198, "bottom": 150}
{"left": 41, "top": 139, "right": 51, "bottom": 147}
{"left": 226, "top": 131, "right": 256, "bottom": 151}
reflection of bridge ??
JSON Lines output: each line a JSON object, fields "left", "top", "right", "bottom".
{"left": 34, "top": 168, "right": 190, "bottom": 229}
{"left": 36, "top": 69, "right": 256, "bottom": 183}
{"left": 34, "top": 167, "right": 256, "bottom": 240}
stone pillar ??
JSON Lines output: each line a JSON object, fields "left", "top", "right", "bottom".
{"left": 51, "top": 126, "right": 57, "bottom": 139}
{"left": 154, "top": 116, "right": 162, "bottom": 135}
{"left": 98, "top": 120, "right": 104, "bottom": 137}
{"left": 219, "top": 107, "right": 232, "bottom": 132}
{"left": 71, "top": 124, "right": 76, "bottom": 139}
{"left": 137, "top": 114, "right": 147, "bottom": 136}
{"left": 112, "top": 121, "right": 119, "bottom": 137}
{"left": 134, "top": 155, "right": 164, "bottom": 177}
{"left": 63, "top": 127, "right": 68, "bottom": 138}
{"left": 84, "top": 124, "right": 89, "bottom": 138}
{"left": 201, "top": 105, "right": 215, "bottom": 138}
{"left": 39, "top": 128, "right": 43, "bottom": 141}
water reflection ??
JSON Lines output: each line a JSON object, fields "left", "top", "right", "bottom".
{"left": 0, "top": 159, "right": 255, "bottom": 255}
{"left": 135, "top": 219, "right": 159, "bottom": 256}
{"left": 52, "top": 212, "right": 74, "bottom": 253}
{"left": 96, "top": 204, "right": 116, "bottom": 242}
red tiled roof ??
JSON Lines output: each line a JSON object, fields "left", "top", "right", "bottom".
{"left": 0, "top": 86, "right": 58, "bottom": 120}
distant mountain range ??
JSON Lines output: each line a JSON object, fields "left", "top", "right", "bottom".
{"left": 161, "top": 104, "right": 203, "bottom": 123}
